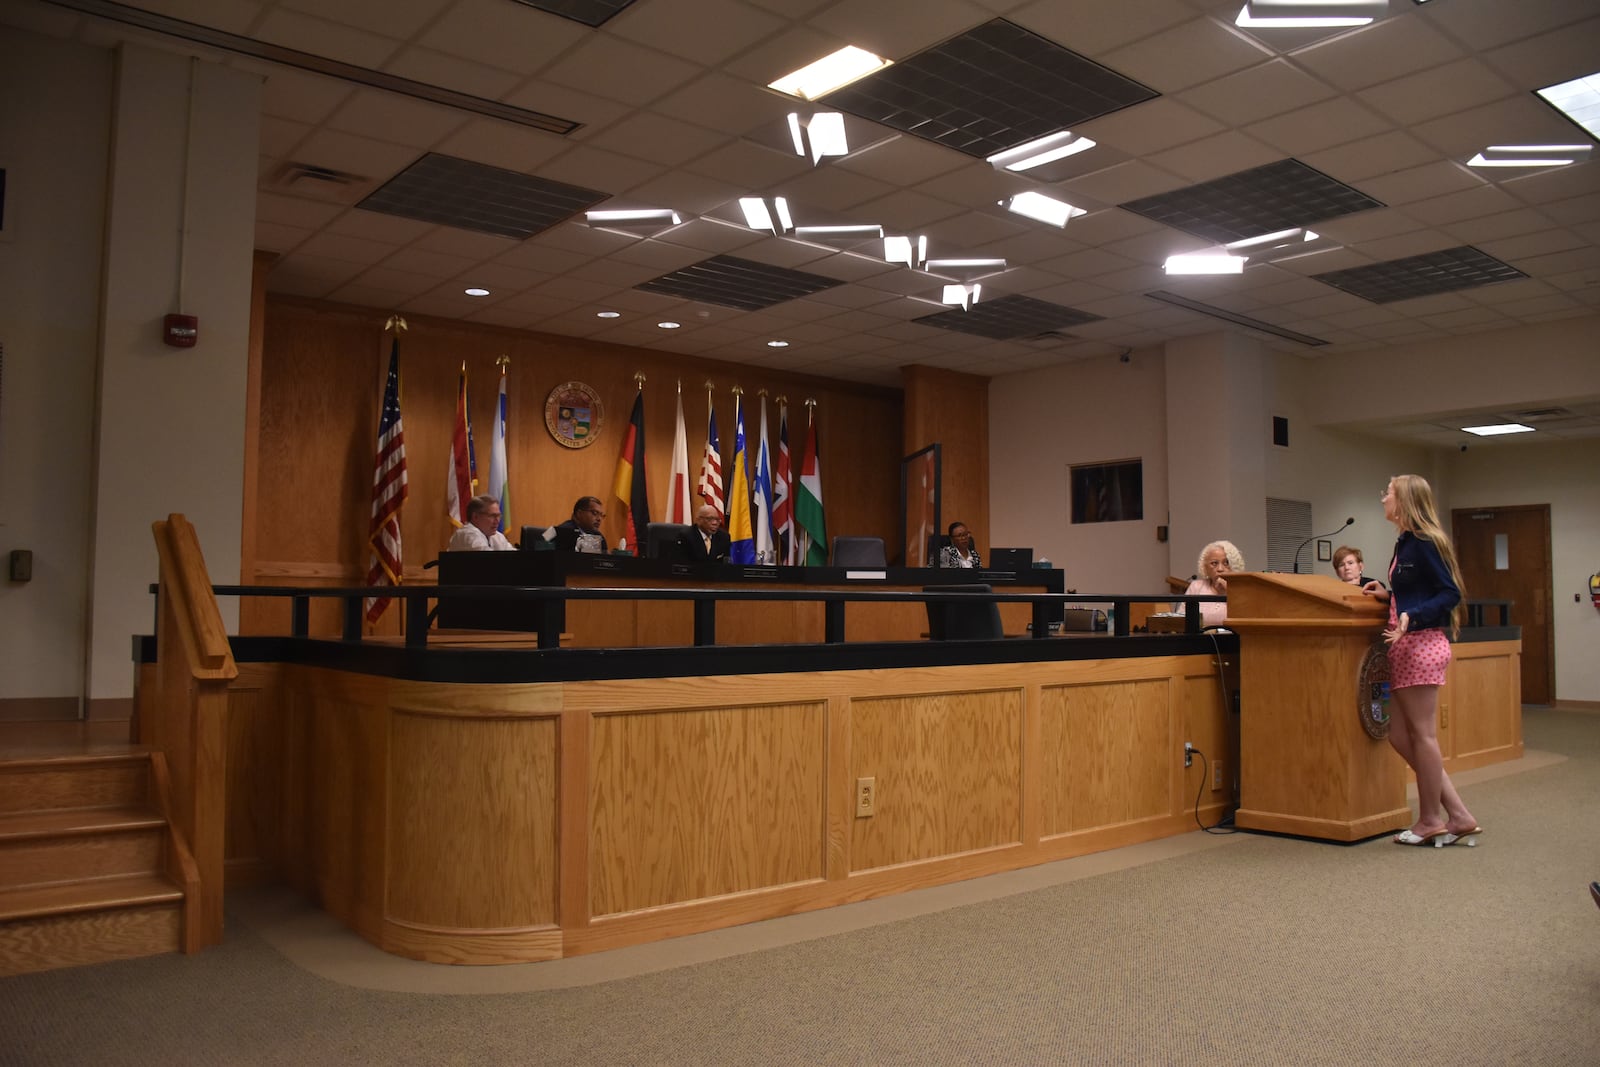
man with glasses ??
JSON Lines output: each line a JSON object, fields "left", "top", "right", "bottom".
{"left": 446, "top": 494, "right": 515, "bottom": 551}
{"left": 553, "top": 495, "right": 609, "bottom": 554}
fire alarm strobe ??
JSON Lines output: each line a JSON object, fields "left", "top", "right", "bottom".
{"left": 164, "top": 313, "right": 198, "bottom": 348}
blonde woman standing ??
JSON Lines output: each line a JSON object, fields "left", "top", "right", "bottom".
{"left": 1364, "top": 475, "right": 1480, "bottom": 847}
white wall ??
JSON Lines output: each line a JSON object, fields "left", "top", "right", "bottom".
{"left": 987, "top": 345, "right": 1170, "bottom": 594}
{"left": 0, "top": 33, "right": 112, "bottom": 704}
{"left": 1443, "top": 438, "right": 1600, "bottom": 703}
{"left": 0, "top": 31, "right": 259, "bottom": 709}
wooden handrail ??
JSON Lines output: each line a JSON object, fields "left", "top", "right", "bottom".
{"left": 152, "top": 514, "right": 237, "bottom": 680}
{"left": 140, "top": 513, "right": 235, "bottom": 950}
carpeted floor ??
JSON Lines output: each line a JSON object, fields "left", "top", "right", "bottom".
{"left": 3, "top": 707, "right": 1598, "bottom": 1066}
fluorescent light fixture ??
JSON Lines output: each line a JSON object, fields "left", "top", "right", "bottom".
{"left": 464, "top": 287, "right": 491, "bottom": 297}
{"left": 986, "top": 130, "right": 1097, "bottom": 172}
{"left": 1461, "top": 423, "right": 1534, "bottom": 436}
{"left": 787, "top": 111, "right": 849, "bottom": 164}
{"left": 1001, "top": 192, "right": 1088, "bottom": 228}
{"left": 883, "top": 234, "right": 927, "bottom": 269}
{"left": 769, "top": 45, "right": 890, "bottom": 101}
{"left": 1467, "top": 144, "right": 1593, "bottom": 168}
{"left": 925, "top": 258, "right": 1007, "bottom": 283}
{"left": 1537, "top": 72, "right": 1600, "bottom": 140}
{"left": 585, "top": 207, "right": 684, "bottom": 238}
{"left": 1164, "top": 253, "right": 1246, "bottom": 275}
{"left": 941, "top": 283, "right": 981, "bottom": 310}
{"left": 596, "top": 311, "right": 620, "bottom": 319}
{"left": 794, "top": 223, "right": 885, "bottom": 246}
{"left": 657, "top": 321, "right": 681, "bottom": 329}
{"left": 767, "top": 340, "right": 789, "bottom": 348}
{"left": 738, "top": 196, "right": 793, "bottom": 236}
{"left": 1235, "top": 1, "right": 1383, "bottom": 28}
{"left": 1226, "top": 227, "right": 1318, "bottom": 251}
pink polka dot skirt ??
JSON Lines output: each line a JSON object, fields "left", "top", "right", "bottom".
{"left": 1388, "top": 600, "right": 1451, "bottom": 688}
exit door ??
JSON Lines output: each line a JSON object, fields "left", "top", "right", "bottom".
{"left": 1451, "top": 505, "right": 1552, "bottom": 705}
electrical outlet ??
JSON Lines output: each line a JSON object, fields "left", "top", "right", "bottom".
{"left": 855, "top": 776, "right": 876, "bottom": 817}
{"left": 1212, "top": 760, "right": 1225, "bottom": 792}
{"left": 1183, "top": 741, "right": 1194, "bottom": 768}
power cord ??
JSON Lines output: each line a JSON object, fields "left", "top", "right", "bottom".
{"left": 1191, "top": 623, "right": 1239, "bottom": 834}
{"left": 1185, "top": 745, "right": 1236, "bottom": 834}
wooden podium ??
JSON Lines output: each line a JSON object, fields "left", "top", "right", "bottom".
{"left": 1224, "top": 573, "right": 1411, "bottom": 842}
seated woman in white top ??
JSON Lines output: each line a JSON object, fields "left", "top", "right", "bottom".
{"left": 447, "top": 494, "right": 515, "bottom": 551}
{"left": 938, "top": 521, "right": 982, "bottom": 569}
{"left": 1179, "top": 540, "right": 1243, "bottom": 627}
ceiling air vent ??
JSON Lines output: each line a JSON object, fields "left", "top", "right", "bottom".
{"left": 274, "top": 162, "right": 367, "bottom": 189}
{"left": 1514, "top": 407, "right": 1571, "bottom": 421}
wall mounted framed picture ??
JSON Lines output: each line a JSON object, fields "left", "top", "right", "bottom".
{"left": 1317, "top": 539, "right": 1333, "bottom": 562}
{"left": 900, "top": 443, "right": 941, "bottom": 568}
{"left": 1070, "top": 459, "right": 1143, "bottom": 524}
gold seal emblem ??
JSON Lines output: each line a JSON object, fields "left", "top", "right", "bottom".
{"left": 544, "top": 381, "right": 604, "bottom": 449}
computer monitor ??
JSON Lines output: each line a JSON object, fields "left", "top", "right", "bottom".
{"left": 988, "top": 547, "right": 1033, "bottom": 572}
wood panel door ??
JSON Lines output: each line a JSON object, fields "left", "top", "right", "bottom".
{"left": 1452, "top": 505, "right": 1552, "bottom": 705}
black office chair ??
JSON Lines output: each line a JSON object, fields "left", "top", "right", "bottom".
{"left": 923, "top": 583, "right": 1003, "bottom": 641}
{"left": 830, "top": 536, "right": 887, "bottom": 567}
{"left": 519, "top": 525, "right": 549, "bottom": 550}
{"left": 645, "top": 521, "right": 692, "bottom": 560}
{"left": 926, "top": 533, "right": 949, "bottom": 567}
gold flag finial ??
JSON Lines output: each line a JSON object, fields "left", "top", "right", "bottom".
{"left": 634, "top": 372, "right": 646, "bottom": 390}
{"left": 731, "top": 384, "right": 744, "bottom": 397}
{"left": 757, "top": 387, "right": 769, "bottom": 399}
{"left": 495, "top": 354, "right": 509, "bottom": 369}
{"left": 384, "top": 314, "right": 408, "bottom": 333}
{"left": 776, "top": 394, "right": 787, "bottom": 406}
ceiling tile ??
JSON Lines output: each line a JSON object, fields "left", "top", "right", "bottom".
{"left": 1356, "top": 58, "right": 1518, "bottom": 128}
{"left": 1101, "top": 17, "right": 1275, "bottom": 94}
{"left": 1299, "top": 131, "right": 1439, "bottom": 184}
{"left": 541, "top": 35, "right": 702, "bottom": 108}
{"left": 1078, "top": 97, "right": 1227, "bottom": 156}
{"left": 606, "top": 0, "right": 786, "bottom": 66}
{"left": 1290, "top": 14, "right": 1465, "bottom": 92}
{"left": 254, "top": 8, "right": 402, "bottom": 69}
{"left": 1411, "top": 95, "right": 1588, "bottom": 159}
{"left": 1009, "top": 0, "right": 1198, "bottom": 57}
{"left": 1483, "top": 19, "right": 1600, "bottom": 90}
{"left": 1440, "top": 207, "right": 1561, "bottom": 245}
{"left": 652, "top": 72, "right": 797, "bottom": 139}
{"left": 1404, "top": 184, "right": 1525, "bottom": 227}
{"left": 1423, "top": 0, "right": 1600, "bottom": 52}
{"left": 383, "top": 47, "right": 523, "bottom": 102}
{"left": 1356, "top": 160, "right": 1483, "bottom": 206}
{"left": 431, "top": 120, "right": 572, "bottom": 174}
{"left": 1176, "top": 60, "right": 1339, "bottom": 126}
{"left": 324, "top": 89, "right": 466, "bottom": 148}
{"left": 420, "top": 0, "right": 591, "bottom": 75}
{"left": 1145, "top": 130, "right": 1283, "bottom": 183}
{"left": 1244, "top": 98, "right": 1394, "bottom": 158}
{"left": 810, "top": 0, "right": 999, "bottom": 60}
{"left": 1062, "top": 159, "right": 1189, "bottom": 203}
{"left": 584, "top": 112, "right": 732, "bottom": 168}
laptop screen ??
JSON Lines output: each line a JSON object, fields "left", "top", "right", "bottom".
{"left": 988, "top": 547, "right": 1033, "bottom": 571}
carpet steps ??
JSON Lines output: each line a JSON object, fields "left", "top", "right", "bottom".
{"left": 0, "top": 750, "right": 188, "bottom": 976}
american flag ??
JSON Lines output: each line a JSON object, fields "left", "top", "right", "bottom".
{"left": 364, "top": 338, "right": 409, "bottom": 622}
{"left": 697, "top": 399, "right": 724, "bottom": 518}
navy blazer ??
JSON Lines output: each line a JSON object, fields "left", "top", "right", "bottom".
{"left": 1388, "top": 531, "right": 1459, "bottom": 632}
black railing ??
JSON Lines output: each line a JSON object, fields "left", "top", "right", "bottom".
{"left": 166, "top": 583, "right": 1226, "bottom": 650}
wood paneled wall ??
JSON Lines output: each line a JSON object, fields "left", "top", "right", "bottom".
{"left": 245, "top": 296, "right": 914, "bottom": 633}
{"left": 902, "top": 365, "right": 990, "bottom": 557}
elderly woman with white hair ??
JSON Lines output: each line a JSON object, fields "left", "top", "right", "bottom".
{"left": 1179, "top": 540, "right": 1244, "bottom": 627}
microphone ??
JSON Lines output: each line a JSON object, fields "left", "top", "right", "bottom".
{"left": 1293, "top": 517, "right": 1353, "bottom": 574}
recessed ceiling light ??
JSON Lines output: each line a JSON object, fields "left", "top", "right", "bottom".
{"left": 767, "top": 340, "right": 789, "bottom": 348}
{"left": 1164, "top": 253, "right": 1246, "bottom": 275}
{"left": 1467, "top": 144, "right": 1593, "bottom": 168}
{"left": 596, "top": 310, "right": 621, "bottom": 318}
{"left": 1537, "top": 72, "right": 1600, "bottom": 140}
{"left": 986, "top": 130, "right": 1096, "bottom": 173}
{"left": 738, "top": 196, "right": 793, "bottom": 236}
{"left": 787, "top": 112, "right": 849, "bottom": 164}
{"left": 1461, "top": 423, "right": 1535, "bottom": 436}
{"left": 1235, "top": 1, "right": 1382, "bottom": 28}
{"left": 657, "top": 321, "right": 681, "bottom": 329}
{"left": 464, "top": 287, "right": 491, "bottom": 297}
{"left": 1001, "top": 192, "right": 1088, "bottom": 228}
{"left": 769, "top": 45, "right": 891, "bottom": 101}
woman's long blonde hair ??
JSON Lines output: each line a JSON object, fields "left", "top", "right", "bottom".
{"left": 1390, "top": 474, "right": 1467, "bottom": 638}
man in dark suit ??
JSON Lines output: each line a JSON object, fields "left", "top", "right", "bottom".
{"left": 678, "top": 504, "right": 730, "bottom": 563}
{"left": 552, "top": 496, "right": 609, "bottom": 553}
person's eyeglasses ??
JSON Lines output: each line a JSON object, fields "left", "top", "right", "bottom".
{"left": 586, "top": 509, "right": 606, "bottom": 518}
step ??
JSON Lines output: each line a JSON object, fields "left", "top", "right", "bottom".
{"left": 0, "top": 899, "right": 182, "bottom": 977}
{"left": 0, "top": 753, "right": 151, "bottom": 815}
{"left": 0, "top": 873, "right": 183, "bottom": 923}
{"left": 0, "top": 807, "right": 168, "bottom": 890}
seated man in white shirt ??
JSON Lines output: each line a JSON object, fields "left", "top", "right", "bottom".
{"left": 447, "top": 494, "right": 515, "bottom": 551}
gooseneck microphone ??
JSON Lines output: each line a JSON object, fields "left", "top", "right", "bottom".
{"left": 1292, "top": 517, "right": 1354, "bottom": 574}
